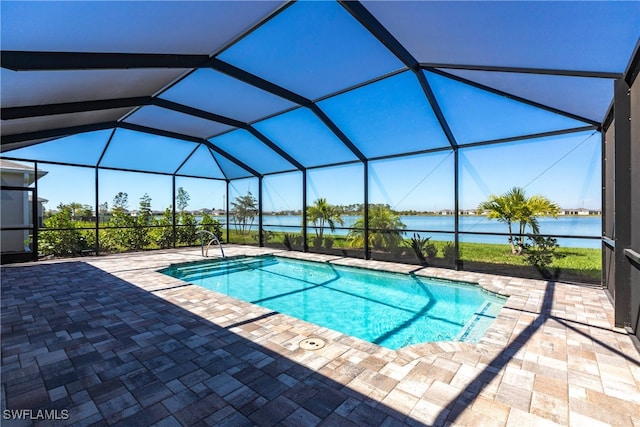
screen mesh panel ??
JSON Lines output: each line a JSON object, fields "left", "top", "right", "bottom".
{"left": 318, "top": 71, "right": 451, "bottom": 158}
{"left": 218, "top": 1, "right": 403, "bottom": 99}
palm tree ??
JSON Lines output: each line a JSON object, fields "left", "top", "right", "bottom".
{"left": 307, "top": 198, "right": 343, "bottom": 241}
{"left": 477, "top": 188, "right": 524, "bottom": 254}
{"left": 231, "top": 191, "right": 258, "bottom": 236}
{"left": 348, "top": 204, "right": 406, "bottom": 251}
{"left": 515, "top": 194, "right": 560, "bottom": 249}
{"left": 68, "top": 202, "right": 84, "bottom": 219}
{"left": 478, "top": 187, "right": 560, "bottom": 254}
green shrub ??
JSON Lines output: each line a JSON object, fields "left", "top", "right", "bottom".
{"left": 323, "top": 236, "right": 334, "bottom": 249}
{"left": 253, "top": 230, "right": 274, "bottom": 246}
{"left": 97, "top": 229, "right": 117, "bottom": 253}
{"left": 177, "top": 211, "right": 198, "bottom": 246}
{"left": 107, "top": 211, "right": 135, "bottom": 249}
{"left": 442, "top": 242, "right": 461, "bottom": 263}
{"left": 128, "top": 194, "right": 153, "bottom": 250}
{"left": 406, "top": 233, "right": 437, "bottom": 264}
{"left": 424, "top": 241, "right": 437, "bottom": 260}
{"left": 129, "top": 221, "right": 150, "bottom": 250}
{"left": 283, "top": 233, "right": 294, "bottom": 250}
{"left": 39, "top": 204, "right": 90, "bottom": 256}
{"left": 152, "top": 207, "right": 174, "bottom": 249}
{"left": 200, "top": 212, "right": 223, "bottom": 241}
{"left": 312, "top": 235, "right": 323, "bottom": 249}
{"left": 293, "top": 235, "right": 305, "bottom": 247}
{"left": 522, "top": 235, "right": 565, "bottom": 271}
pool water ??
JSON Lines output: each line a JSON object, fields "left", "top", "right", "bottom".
{"left": 160, "top": 255, "right": 505, "bottom": 350}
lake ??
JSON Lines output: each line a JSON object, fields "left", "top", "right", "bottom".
{"left": 253, "top": 215, "right": 602, "bottom": 249}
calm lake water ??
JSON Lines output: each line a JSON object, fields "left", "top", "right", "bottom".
{"left": 252, "top": 215, "right": 602, "bottom": 249}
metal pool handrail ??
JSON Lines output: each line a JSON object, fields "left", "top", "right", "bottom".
{"left": 195, "top": 230, "right": 225, "bottom": 258}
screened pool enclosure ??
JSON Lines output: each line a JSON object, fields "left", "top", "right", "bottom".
{"left": 1, "top": 2, "right": 639, "bottom": 325}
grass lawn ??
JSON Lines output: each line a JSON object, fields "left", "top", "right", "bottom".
{"left": 456, "top": 241, "right": 601, "bottom": 280}
{"left": 226, "top": 229, "right": 601, "bottom": 281}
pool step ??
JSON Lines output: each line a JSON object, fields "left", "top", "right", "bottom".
{"left": 174, "top": 263, "right": 256, "bottom": 281}
{"left": 456, "top": 301, "right": 499, "bottom": 342}
{"left": 167, "top": 256, "right": 278, "bottom": 281}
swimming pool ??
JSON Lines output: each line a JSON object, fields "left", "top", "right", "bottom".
{"left": 161, "top": 255, "right": 505, "bottom": 350}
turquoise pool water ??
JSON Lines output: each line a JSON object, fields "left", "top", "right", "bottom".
{"left": 161, "top": 255, "right": 505, "bottom": 350}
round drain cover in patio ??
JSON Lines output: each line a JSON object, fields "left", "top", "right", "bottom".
{"left": 299, "top": 337, "right": 325, "bottom": 350}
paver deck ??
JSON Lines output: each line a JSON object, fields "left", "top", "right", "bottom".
{"left": 2, "top": 245, "right": 639, "bottom": 426}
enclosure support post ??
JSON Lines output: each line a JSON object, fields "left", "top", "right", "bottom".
{"left": 601, "top": 129, "right": 607, "bottom": 286}
{"left": 258, "top": 176, "right": 263, "bottom": 247}
{"left": 302, "top": 170, "right": 308, "bottom": 252}
{"left": 225, "top": 180, "right": 230, "bottom": 244}
{"left": 364, "top": 160, "right": 370, "bottom": 260}
{"left": 32, "top": 161, "right": 39, "bottom": 261}
{"left": 454, "top": 148, "right": 461, "bottom": 270}
{"left": 172, "top": 176, "right": 176, "bottom": 248}
{"left": 94, "top": 166, "right": 99, "bottom": 256}
{"left": 613, "top": 78, "right": 632, "bottom": 328}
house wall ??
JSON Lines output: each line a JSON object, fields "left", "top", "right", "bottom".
{"left": 1, "top": 171, "right": 31, "bottom": 253}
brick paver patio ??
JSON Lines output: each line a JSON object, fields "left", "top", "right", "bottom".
{"left": 2, "top": 246, "right": 639, "bottom": 426}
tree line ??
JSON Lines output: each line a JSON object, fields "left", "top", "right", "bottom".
{"left": 37, "top": 186, "right": 562, "bottom": 271}
{"left": 38, "top": 188, "right": 222, "bottom": 257}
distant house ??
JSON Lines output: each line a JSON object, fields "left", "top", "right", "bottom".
{"left": 1, "top": 160, "right": 48, "bottom": 254}
{"left": 559, "top": 208, "right": 602, "bottom": 216}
